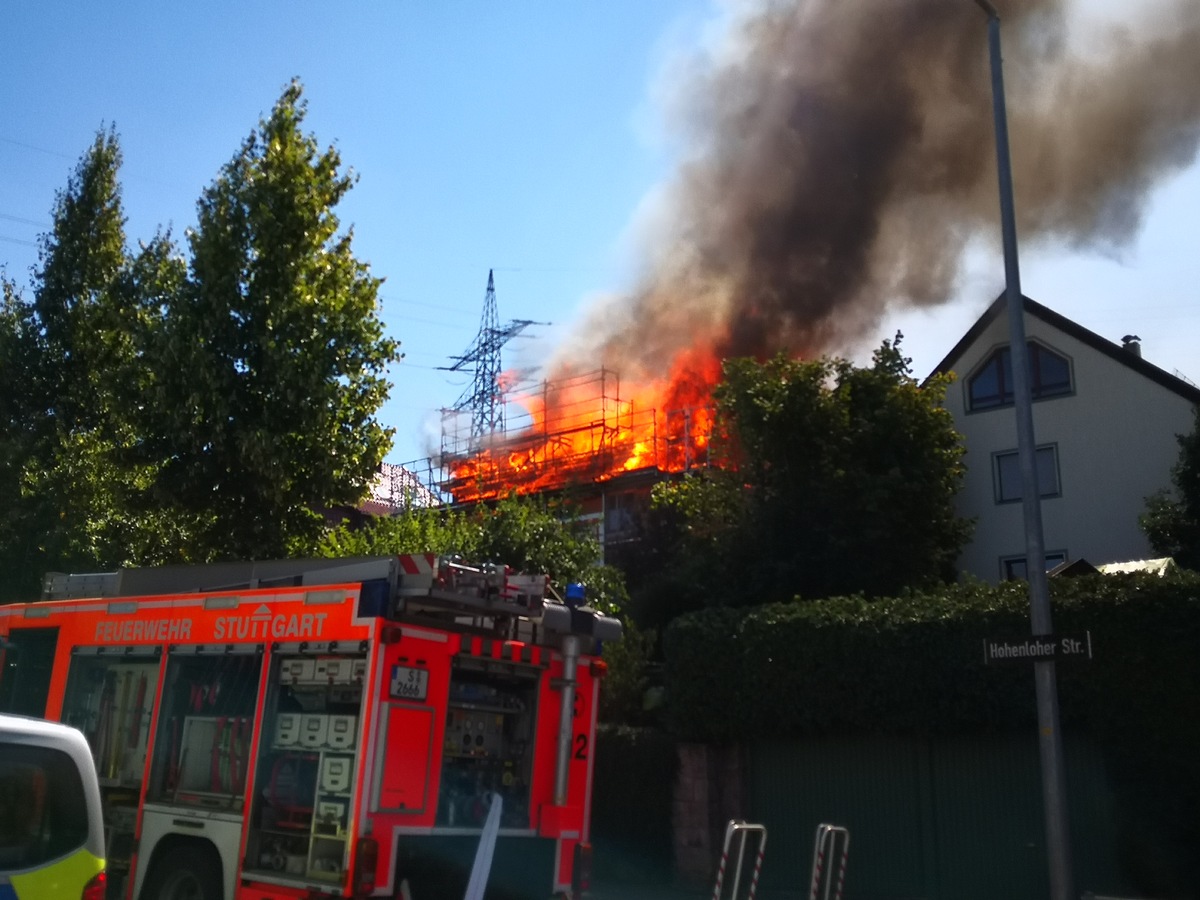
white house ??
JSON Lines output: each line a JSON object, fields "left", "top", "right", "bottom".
{"left": 930, "top": 295, "right": 1200, "bottom": 583}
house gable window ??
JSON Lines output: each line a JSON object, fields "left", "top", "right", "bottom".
{"left": 993, "top": 445, "right": 1060, "bottom": 503}
{"left": 1002, "top": 551, "right": 1067, "bottom": 581}
{"left": 968, "top": 342, "right": 1072, "bottom": 411}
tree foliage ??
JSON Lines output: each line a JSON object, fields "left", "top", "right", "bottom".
{"left": 641, "top": 336, "right": 971, "bottom": 617}
{"left": 0, "top": 279, "right": 45, "bottom": 599}
{"left": 0, "top": 83, "right": 400, "bottom": 599}
{"left": 1141, "top": 406, "right": 1200, "bottom": 570}
{"left": 0, "top": 131, "right": 172, "bottom": 598}
{"left": 147, "top": 81, "right": 399, "bottom": 560}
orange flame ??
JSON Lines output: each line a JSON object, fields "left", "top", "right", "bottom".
{"left": 444, "top": 347, "right": 722, "bottom": 502}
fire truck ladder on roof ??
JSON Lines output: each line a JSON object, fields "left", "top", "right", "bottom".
{"left": 392, "top": 553, "right": 548, "bottom": 619}
{"left": 40, "top": 554, "right": 546, "bottom": 616}
{"left": 41, "top": 556, "right": 400, "bottom": 600}
{"left": 711, "top": 820, "right": 767, "bottom": 900}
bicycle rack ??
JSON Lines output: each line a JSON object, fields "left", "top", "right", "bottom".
{"left": 711, "top": 819, "right": 767, "bottom": 900}
{"left": 807, "top": 823, "right": 850, "bottom": 900}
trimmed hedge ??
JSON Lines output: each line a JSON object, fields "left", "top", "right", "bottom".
{"left": 663, "top": 572, "right": 1200, "bottom": 742}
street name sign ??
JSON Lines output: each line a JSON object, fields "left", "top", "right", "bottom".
{"left": 982, "top": 632, "right": 1092, "bottom": 665}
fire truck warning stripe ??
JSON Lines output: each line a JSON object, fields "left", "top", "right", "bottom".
{"left": 398, "top": 553, "right": 437, "bottom": 576}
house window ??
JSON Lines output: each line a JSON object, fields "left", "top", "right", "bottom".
{"left": 994, "top": 445, "right": 1060, "bottom": 503}
{"left": 603, "top": 492, "right": 640, "bottom": 543}
{"left": 968, "top": 342, "right": 1072, "bottom": 411}
{"left": 1002, "top": 551, "right": 1067, "bottom": 581}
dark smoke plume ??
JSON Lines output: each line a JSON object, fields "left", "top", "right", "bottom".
{"left": 552, "top": 0, "right": 1200, "bottom": 385}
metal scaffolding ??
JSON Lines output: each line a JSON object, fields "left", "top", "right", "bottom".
{"left": 399, "top": 368, "right": 714, "bottom": 504}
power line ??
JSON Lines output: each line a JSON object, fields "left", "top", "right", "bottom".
{"left": 387, "top": 313, "right": 475, "bottom": 329}
{"left": 0, "top": 212, "right": 50, "bottom": 229}
{"left": 0, "top": 135, "right": 77, "bottom": 160}
{"left": 1, "top": 135, "right": 178, "bottom": 190}
{"left": 379, "top": 293, "right": 475, "bottom": 315}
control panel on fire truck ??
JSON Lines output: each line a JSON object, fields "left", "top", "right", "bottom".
{"left": 438, "top": 662, "right": 537, "bottom": 829}
{"left": 243, "top": 645, "right": 366, "bottom": 884}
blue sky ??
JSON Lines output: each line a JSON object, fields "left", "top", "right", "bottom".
{"left": 3, "top": 1, "right": 1198, "bottom": 467}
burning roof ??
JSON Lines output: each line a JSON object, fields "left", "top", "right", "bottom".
{"left": 441, "top": 368, "right": 716, "bottom": 503}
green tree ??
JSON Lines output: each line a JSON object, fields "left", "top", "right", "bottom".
{"left": 149, "top": 81, "right": 400, "bottom": 560}
{"left": 318, "top": 504, "right": 469, "bottom": 559}
{"left": 0, "top": 84, "right": 403, "bottom": 594}
{"left": 0, "top": 278, "right": 44, "bottom": 600}
{"left": 1141, "top": 406, "right": 1200, "bottom": 570}
{"left": 644, "top": 336, "right": 972, "bottom": 616}
{"left": 0, "top": 132, "right": 178, "bottom": 599}
{"left": 32, "top": 130, "right": 129, "bottom": 428}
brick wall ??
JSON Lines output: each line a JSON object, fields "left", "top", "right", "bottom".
{"left": 672, "top": 743, "right": 746, "bottom": 886}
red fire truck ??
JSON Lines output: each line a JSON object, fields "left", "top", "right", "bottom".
{"left": 0, "top": 554, "right": 621, "bottom": 900}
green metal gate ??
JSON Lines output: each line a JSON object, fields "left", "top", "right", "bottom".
{"left": 747, "top": 734, "right": 1128, "bottom": 899}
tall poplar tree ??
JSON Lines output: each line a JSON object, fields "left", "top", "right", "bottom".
{"left": 1, "top": 84, "right": 402, "bottom": 595}
{"left": 150, "top": 81, "right": 400, "bottom": 559}
{"left": 0, "top": 278, "right": 43, "bottom": 600}
{"left": 0, "top": 131, "right": 173, "bottom": 598}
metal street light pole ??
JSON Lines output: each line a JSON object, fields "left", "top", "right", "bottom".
{"left": 973, "top": 3, "right": 1075, "bottom": 899}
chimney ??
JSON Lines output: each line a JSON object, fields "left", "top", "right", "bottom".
{"left": 1121, "top": 334, "right": 1142, "bottom": 358}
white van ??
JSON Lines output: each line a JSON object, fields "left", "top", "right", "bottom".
{"left": 0, "top": 713, "right": 106, "bottom": 899}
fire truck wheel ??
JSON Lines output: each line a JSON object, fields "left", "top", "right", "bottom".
{"left": 141, "top": 842, "right": 223, "bottom": 900}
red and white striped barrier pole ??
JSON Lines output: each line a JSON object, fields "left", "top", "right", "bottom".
{"left": 711, "top": 820, "right": 768, "bottom": 900}
{"left": 832, "top": 829, "right": 849, "bottom": 900}
{"left": 808, "top": 824, "right": 850, "bottom": 900}
{"left": 745, "top": 833, "right": 766, "bottom": 900}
